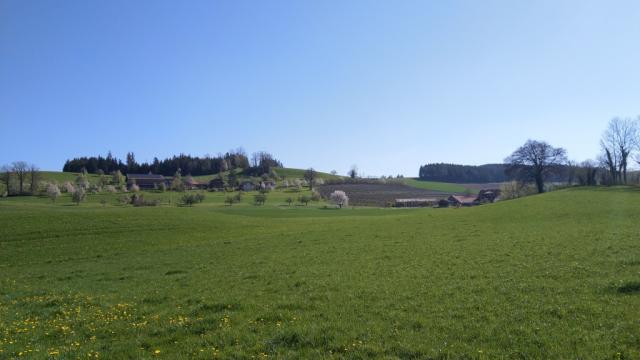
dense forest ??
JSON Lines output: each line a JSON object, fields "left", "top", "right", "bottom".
{"left": 63, "top": 150, "right": 282, "bottom": 177}
{"left": 418, "top": 163, "right": 508, "bottom": 183}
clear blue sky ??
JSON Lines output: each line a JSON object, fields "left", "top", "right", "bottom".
{"left": 1, "top": 0, "right": 640, "bottom": 176}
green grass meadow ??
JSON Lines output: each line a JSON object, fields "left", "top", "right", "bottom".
{"left": 1, "top": 187, "right": 640, "bottom": 358}
{"left": 402, "top": 178, "right": 469, "bottom": 193}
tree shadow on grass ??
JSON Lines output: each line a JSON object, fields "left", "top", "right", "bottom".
{"left": 617, "top": 281, "right": 640, "bottom": 294}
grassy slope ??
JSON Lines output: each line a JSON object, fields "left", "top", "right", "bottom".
{"left": 1, "top": 188, "right": 640, "bottom": 358}
{"left": 192, "top": 168, "right": 341, "bottom": 183}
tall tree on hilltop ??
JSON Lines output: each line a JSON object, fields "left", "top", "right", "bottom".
{"left": 505, "top": 140, "right": 568, "bottom": 193}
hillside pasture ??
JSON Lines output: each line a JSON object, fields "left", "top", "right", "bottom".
{"left": 1, "top": 188, "right": 640, "bottom": 358}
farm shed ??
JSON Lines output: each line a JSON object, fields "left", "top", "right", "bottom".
{"left": 448, "top": 195, "right": 479, "bottom": 207}
{"left": 395, "top": 198, "right": 439, "bottom": 207}
{"left": 477, "top": 189, "right": 501, "bottom": 203}
{"left": 127, "top": 173, "right": 166, "bottom": 190}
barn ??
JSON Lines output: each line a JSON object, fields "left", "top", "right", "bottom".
{"left": 127, "top": 173, "right": 166, "bottom": 190}
{"left": 448, "top": 195, "right": 479, "bottom": 207}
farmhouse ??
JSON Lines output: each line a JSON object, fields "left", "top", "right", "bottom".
{"left": 184, "top": 177, "right": 207, "bottom": 190}
{"left": 448, "top": 195, "right": 479, "bottom": 207}
{"left": 395, "top": 198, "right": 439, "bottom": 208}
{"left": 127, "top": 173, "right": 166, "bottom": 189}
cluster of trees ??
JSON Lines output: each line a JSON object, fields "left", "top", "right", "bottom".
{"left": 502, "top": 116, "right": 640, "bottom": 194}
{"left": 418, "top": 163, "right": 507, "bottom": 183}
{"left": 63, "top": 149, "right": 282, "bottom": 177}
{"left": 1, "top": 161, "right": 41, "bottom": 196}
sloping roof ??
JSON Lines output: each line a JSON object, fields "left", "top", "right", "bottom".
{"left": 395, "top": 198, "right": 439, "bottom": 203}
{"left": 127, "top": 173, "right": 165, "bottom": 180}
{"left": 449, "top": 195, "right": 478, "bottom": 204}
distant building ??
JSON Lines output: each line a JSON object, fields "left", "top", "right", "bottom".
{"left": 477, "top": 189, "right": 501, "bottom": 203}
{"left": 184, "top": 176, "right": 207, "bottom": 190}
{"left": 208, "top": 177, "right": 225, "bottom": 191}
{"left": 395, "top": 198, "right": 439, "bottom": 208}
{"left": 448, "top": 195, "right": 479, "bottom": 207}
{"left": 127, "top": 173, "right": 166, "bottom": 190}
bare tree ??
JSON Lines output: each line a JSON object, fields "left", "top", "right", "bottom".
{"left": 29, "top": 164, "right": 40, "bottom": 194}
{"left": 1, "top": 165, "right": 11, "bottom": 196}
{"left": 304, "top": 168, "right": 316, "bottom": 190}
{"left": 505, "top": 140, "right": 568, "bottom": 193}
{"left": 12, "top": 161, "right": 28, "bottom": 194}
{"left": 600, "top": 117, "right": 638, "bottom": 184}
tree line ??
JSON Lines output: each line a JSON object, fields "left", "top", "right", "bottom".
{"left": 418, "top": 163, "right": 507, "bottom": 183}
{"left": 418, "top": 116, "right": 640, "bottom": 194}
{"left": 62, "top": 149, "right": 282, "bottom": 177}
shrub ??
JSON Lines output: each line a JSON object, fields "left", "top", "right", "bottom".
{"left": 130, "top": 184, "right": 140, "bottom": 192}
{"left": 131, "top": 194, "right": 159, "bottom": 207}
{"left": 62, "top": 181, "right": 75, "bottom": 193}
{"left": 76, "top": 174, "right": 90, "bottom": 190}
{"left": 298, "top": 195, "right": 311, "bottom": 206}
{"left": 181, "top": 194, "right": 196, "bottom": 206}
{"left": 180, "top": 193, "right": 204, "bottom": 206}
{"left": 282, "top": 180, "right": 289, "bottom": 188}
{"left": 225, "top": 196, "right": 235, "bottom": 206}
{"left": 112, "top": 170, "right": 125, "bottom": 186}
{"left": 99, "top": 198, "right": 108, "bottom": 206}
{"left": 46, "top": 183, "right": 61, "bottom": 203}
{"left": 118, "top": 195, "right": 131, "bottom": 205}
{"left": 329, "top": 190, "right": 348, "bottom": 208}
{"left": 155, "top": 182, "right": 167, "bottom": 192}
{"left": 104, "top": 185, "right": 117, "bottom": 193}
{"left": 500, "top": 181, "right": 537, "bottom": 200}
{"left": 71, "top": 187, "right": 86, "bottom": 205}
{"left": 311, "top": 191, "right": 321, "bottom": 202}
{"left": 234, "top": 191, "right": 243, "bottom": 202}
{"left": 254, "top": 193, "right": 267, "bottom": 205}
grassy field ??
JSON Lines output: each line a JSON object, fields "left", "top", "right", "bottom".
{"left": 403, "top": 178, "right": 469, "bottom": 193}
{"left": 1, "top": 187, "right": 640, "bottom": 358}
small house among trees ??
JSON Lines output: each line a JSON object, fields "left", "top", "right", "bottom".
{"left": 127, "top": 173, "right": 166, "bottom": 190}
